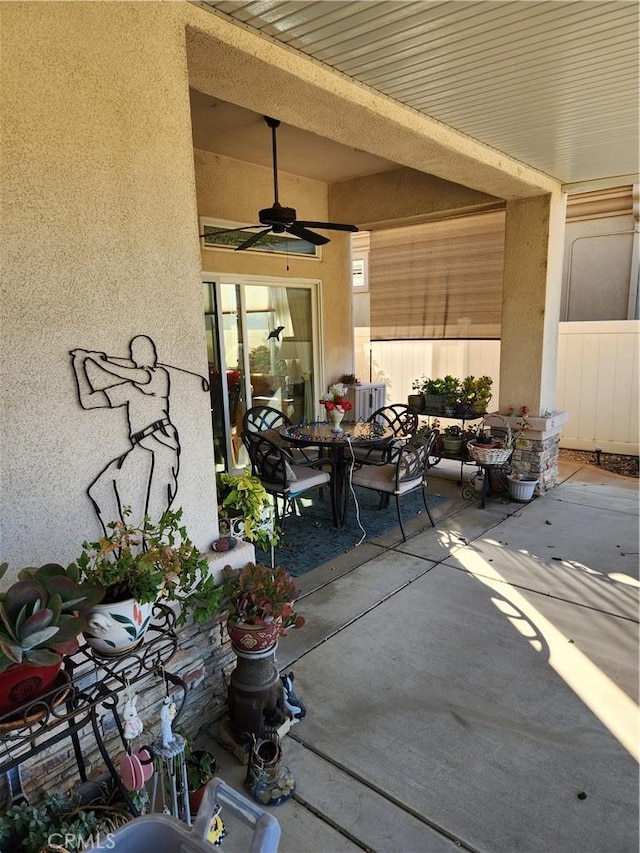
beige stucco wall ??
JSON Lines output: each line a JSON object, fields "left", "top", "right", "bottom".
{"left": 330, "top": 168, "right": 501, "bottom": 230}
{"left": 193, "top": 149, "right": 353, "bottom": 385}
{"left": 183, "top": 6, "right": 557, "bottom": 201}
{"left": 1, "top": 2, "right": 216, "bottom": 573}
{"left": 500, "top": 193, "right": 567, "bottom": 415}
{"left": 0, "top": 0, "right": 566, "bottom": 578}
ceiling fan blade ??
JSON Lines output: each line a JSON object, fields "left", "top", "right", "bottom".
{"left": 234, "top": 227, "right": 272, "bottom": 251}
{"left": 295, "top": 220, "right": 359, "bottom": 233}
{"left": 287, "top": 223, "right": 330, "bottom": 246}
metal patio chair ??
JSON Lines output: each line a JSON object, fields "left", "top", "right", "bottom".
{"left": 350, "top": 430, "right": 438, "bottom": 541}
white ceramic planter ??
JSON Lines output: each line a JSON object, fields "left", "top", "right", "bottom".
{"left": 507, "top": 475, "right": 538, "bottom": 502}
{"left": 83, "top": 599, "right": 153, "bottom": 655}
{"left": 326, "top": 408, "right": 345, "bottom": 433}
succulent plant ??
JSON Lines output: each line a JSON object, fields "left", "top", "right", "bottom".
{"left": 0, "top": 562, "right": 105, "bottom": 671}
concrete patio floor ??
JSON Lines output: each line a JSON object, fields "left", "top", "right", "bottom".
{"left": 203, "top": 459, "right": 639, "bottom": 853}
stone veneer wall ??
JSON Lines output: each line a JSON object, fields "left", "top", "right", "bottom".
{"left": 485, "top": 412, "right": 569, "bottom": 495}
{"left": 1, "top": 615, "right": 235, "bottom": 805}
{"left": 510, "top": 433, "right": 561, "bottom": 493}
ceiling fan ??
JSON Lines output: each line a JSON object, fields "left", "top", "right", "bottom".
{"left": 203, "top": 116, "right": 358, "bottom": 251}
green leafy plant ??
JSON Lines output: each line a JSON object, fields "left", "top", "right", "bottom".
{"left": 412, "top": 375, "right": 461, "bottom": 405}
{"left": 459, "top": 375, "right": 493, "bottom": 412}
{"left": 443, "top": 425, "right": 463, "bottom": 437}
{"left": 219, "top": 561, "right": 305, "bottom": 637}
{"left": 0, "top": 563, "right": 104, "bottom": 672}
{"left": 0, "top": 789, "right": 132, "bottom": 853}
{"left": 216, "top": 471, "right": 280, "bottom": 551}
{"left": 71, "top": 508, "right": 222, "bottom": 627}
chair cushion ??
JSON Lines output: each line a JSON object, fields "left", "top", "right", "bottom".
{"left": 287, "top": 465, "right": 330, "bottom": 494}
{"left": 351, "top": 463, "right": 393, "bottom": 492}
{"left": 351, "top": 463, "right": 422, "bottom": 495}
{"left": 284, "top": 460, "right": 297, "bottom": 481}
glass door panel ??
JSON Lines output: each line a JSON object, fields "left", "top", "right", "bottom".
{"left": 204, "top": 277, "right": 317, "bottom": 474}
{"left": 245, "top": 284, "right": 313, "bottom": 423}
{"left": 204, "top": 282, "right": 247, "bottom": 472}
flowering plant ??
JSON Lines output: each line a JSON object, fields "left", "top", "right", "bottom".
{"left": 219, "top": 562, "right": 305, "bottom": 637}
{"left": 319, "top": 383, "right": 353, "bottom": 412}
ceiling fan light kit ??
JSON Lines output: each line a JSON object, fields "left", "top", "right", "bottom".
{"left": 199, "top": 116, "right": 358, "bottom": 251}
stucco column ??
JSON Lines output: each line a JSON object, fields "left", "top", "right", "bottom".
{"left": 498, "top": 192, "right": 568, "bottom": 491}
{"left": 500, "top": 192, "right": 567, "bottom": 416}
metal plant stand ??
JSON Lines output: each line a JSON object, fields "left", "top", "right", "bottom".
{"left": 0, "top": 604, "right": 186, "bottom": 816}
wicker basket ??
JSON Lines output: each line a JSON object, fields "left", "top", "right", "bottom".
{"left": 467, "top": 415, "right": 512, "bottom": 464}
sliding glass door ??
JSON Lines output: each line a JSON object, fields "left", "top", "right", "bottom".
{"left": 203, "top": 275, "right": 320, "bottom": 473}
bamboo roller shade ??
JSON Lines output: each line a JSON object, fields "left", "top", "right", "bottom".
{"left": 370, "top": 210, "right": 505, "bottom": 340}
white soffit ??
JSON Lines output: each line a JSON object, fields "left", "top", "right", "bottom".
{"left": 197, "top": 0, "right": 640, "bottom": 188}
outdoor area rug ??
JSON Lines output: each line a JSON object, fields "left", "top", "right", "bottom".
{"left": 254, "top": 487, "right": 447, "bottom": 577}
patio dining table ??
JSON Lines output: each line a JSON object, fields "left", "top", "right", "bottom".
{"left": 280, "top": 421, "right": 393, "bottom": 527}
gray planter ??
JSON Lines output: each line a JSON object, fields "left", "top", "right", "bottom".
{"left": 423, "top": 393, "right": 444, "bottom": 414}
{"left": 408, "top": 394, "right": 425, "bottom": 412}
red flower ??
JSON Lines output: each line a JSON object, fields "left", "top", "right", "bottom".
{"left": 322, "top": 398, "right": 352, "bottom": 412}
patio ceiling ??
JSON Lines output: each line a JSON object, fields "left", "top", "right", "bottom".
{"left": 192, "top": 0, "right": 639, "bottom": 190}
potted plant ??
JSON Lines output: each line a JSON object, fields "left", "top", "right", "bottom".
{"left": 411, "top": 376, "right": 458, "bottom": 415}
{"left": 409, "top": 376, "right": 429, "bottom": 412}
{"left": 506, "top": 470, "right": 539, "bottom": 502}
{"left": 219, "top": 561, "right": 305, "bottom": 654}
{"left": 319, "top": 382, "right": 353, "bottom": 432}
{"left": 181, "top": 734, "right": 217, "bottom": 812}
{"left": 456, "top": 375, "right": 493, "bottom": 417}
{"left": 216, "top": 471, "right": 280, "bottom": 553}
{"left": 436, "top": 375, "right": 460, "bottom": 416}
{"left": 0, "top": 563, "right": 104, "bottom": 715}
{"left": 442, "top": 424, "right": 464, "bottom": 456}
{"left": 0, "top": 789, "right": 134, "bottom": 853}
{"left": 71, "top": 508, "right": 221, "bottom": 654}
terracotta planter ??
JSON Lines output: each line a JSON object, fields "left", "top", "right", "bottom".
{"left": 187, "top": 749, "right": 216, "bottom": 812}
{"left": 83, "top": 598, "right": 153, "bottom": 655}
{"left": 227, "top": 618, "right": 280, "bottom": 655}
{"left": 0, "top": 660, "right": 63, "bottom": 715}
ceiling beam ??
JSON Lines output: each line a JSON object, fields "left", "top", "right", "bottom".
{"left": 184, "top": 4, "right": 560, "bottom": 201}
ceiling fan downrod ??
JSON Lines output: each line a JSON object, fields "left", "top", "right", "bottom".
{"left": 265, "top": 116, "right": 280, "bottom": 205}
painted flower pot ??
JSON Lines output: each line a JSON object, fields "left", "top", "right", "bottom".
{"left": 227, "top": 618, "right": 280, "bottom": 655}
{"left": 507, "top": 475, "right": 538, "bottom": 502}
{"left": 0, "top": 661, "right": 62, "bottom": 715}
{"left": 83, "top": 598, "right": 153, "bottom": 655}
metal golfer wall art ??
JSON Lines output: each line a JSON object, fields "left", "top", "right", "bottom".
{"left": 70, "top": 335, "right": 208, "bottom": 532}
